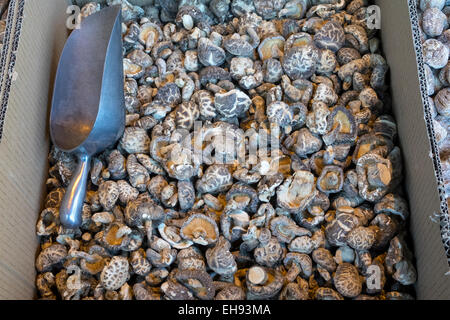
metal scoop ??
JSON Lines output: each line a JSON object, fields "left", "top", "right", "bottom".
{"left": 50, "top": 6, "right": 125, "bottom": 229}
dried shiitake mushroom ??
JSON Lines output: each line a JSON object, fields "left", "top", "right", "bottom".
{"left": 35, "top": 0, "right": 418, "bottom": 301}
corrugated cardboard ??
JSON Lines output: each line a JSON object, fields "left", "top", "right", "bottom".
{"left": 375, "top": 0, "right": 450, "bottom": 299}
{"left": 0, "top": 0, "right": 449, "bottom": 299}
{"left": 0, "top": 0, "right": 68, "bottom": 299}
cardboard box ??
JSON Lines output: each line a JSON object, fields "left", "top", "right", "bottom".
{"left": 0, "top": 0, "right": 449, "bottom": 299}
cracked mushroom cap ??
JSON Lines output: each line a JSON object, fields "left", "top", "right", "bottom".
{"left": 288, "top": 235, "right": 317, "bottom": 254}
{"left": 333, "top": 263, "right": 362, "bottom": 298}
{"left": 177, "top": 247, "right": 206, "bottom": 271}
{"left": 98, "top": 180, "right": 120, "bottom": 211}
{"left": 224, "top": 34, "right": 255, "bottom": 57}
{"left": 36, "top": 243, "right": 68, "bottom": 272}
{"left": 346, "top": 226, "right": 378, "bottom": 251}
{"left": 120, "top": 127, "right": 151, "bottom": 154}
{"left": 292, "top": 128, "right": 323, "bottom": 157}
{"left": 280, "top": 280, "right": 309, "bottom": 300}
{"left": 197, "top": 165, "right": 233, "bottom": 194}
{"left": 198, "top": 37, "right": 226, "bottom": 67}
{"left": 267, "top": 101, "right": 294, "bottom": 127}
{"left": 325, "top": 208, "right": 361, "bottom": 247}
{"left": 214, "top": 89, "right": 252, "bottom": 118}
{"left": 277, "top": 170, "right": 318, "bottom": 214}
{"left": 206, "top": 236, "right": 237, "bottom": 276}
{"left": 100, "top": 256, "right": 130, "bottom": 291}
{"left": 282, "top": 44, "right": 319, "bottom": 80}
{"left": 254, "top": 237, "right": 284, "bottom": 268}
{"left": 130, "top": 249, "right": 152, "bottom": 276}
{"left": 215, "top": 284, "right": 246, "bottom": 300}
{"left": 175, "top": 269, "right": 215, "bottom": 300}
{"left": 312, "top": 248, "right": 336, "bottom": 273}
{"left": 314, "top": 20, "right": 345, "bottom": 52}
{"left": 181, "top": 214, "right": 219, "bottom": 246}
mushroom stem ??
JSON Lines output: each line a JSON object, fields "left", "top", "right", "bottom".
{"left": 182, "top": 14, "right": 194, "bottom": 30}
{"left": 278, "top": 2, "right": 301, "bottom": 19}
{"left": 286, "top": 263, "right": 301, "bottom": 282}
{"left": 116, "top": 225, "right": 132, "bottom": 239}
{"left": 145, "top": 220, "right": 153, "bottom": 240}
{"left": 248, "top": 266, "right": 268, "bottom": 285}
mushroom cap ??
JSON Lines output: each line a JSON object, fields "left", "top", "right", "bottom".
{"left": 254, "top": 237, "right": 284, "bottom": 267}
{"left": 206, "top": 236, "right": 237, "bottom": 275}
{"left": 36, "top": 244, "right": 67, "bottom": 272}
{"left": 314, "top": 21, "right": 345, "bottom": 52}
{"left": 270, "top": 216, "right": 311, "bottom": 243}
{"left": 356, "top": 153, "right": 393, "bottom": 202}
{"left": 130, "top": 249, "right": 152, "bottom": 276}
{"left": 315, "top": 287, "right": 344, "bottom": 300}
{"left": 258, "top": 35, "right": 285, "bottom": 60}
{"left": 325, "top": 211, "right": 361, "bottom": 247}
{"left": 317, "top": 165, "right": 344, "bottom": 194}
{"left": 215, "top": 285, "right": 246, "bottom": 300}
{"left": 312, "top": 248, "right": 337, "bottom": 272}
{"left": 277, "top": 170, "right": 318, "bottom": 213}
{"left": 224, "top": 36, "right": 255, "bottom": 56}
{"left": 120, "top": 127, "right": 151, "bottom": 154}
{"left": 155, "top": 82, "right": 181, "bottom": 106}
{"left": 198, "top": 37, "right": 226, "bottom": 67}
{"left": 226, "top": 182, "right": 259, "bottom": 213}
{"left": 196, "top": 164, "right": 233, "bottom": 194}
{"left": 158, "top": 223, "right": 194, "bottom": 249}
{"left": 333, "top": 263, "right": 362, "bottom": 298}
{"left": 346, "top": 226, "right": 378, "bottom": 251}
{"left": 283, "top": 252, "right": 313, "bottom": 278}
{"left": 246, "top": 267, "right": 284, "bottom": 299}
{"left": 181, "top": 214, "right": 219, "bottom": 246}
{"left": 100, "top": 256, "right": 130, "bottom": 291}
{"left": 214, "top": 89, "right": 252, "bottom": 118}
{"left": 161, "top": 280, "right": 195, "bottom": 300}
{"left": 323, "top": 106, "right": 357, "bottom": 146}
{"left": 423, "top": 38, "right": 449, "bottom": 69}
{"left": 374, "top": 193, "right": 409, "bottom": 220}
{"left": 267, "top": 101, "right": 294, "bottom": 127}
{"left": 175, "top": 269, "right": 215, "bottom": 300}
{"left": 177, "top": 247, "right": 206, "bottom": 271}
{"left": 98, "top": 181, "right": 120, "bottom": 212}
{"left": 284, "top": 32, "right": 313, "bottom": 52}
{"left": 282, "top": 44, "right": 319, "bottom": 80}
{"left": 124, "top": 194, "right": 165, "bottom": 227}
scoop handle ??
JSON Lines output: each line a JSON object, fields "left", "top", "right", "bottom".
{"left": 60, "top": 154, "right": 91, "bottom": 229}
